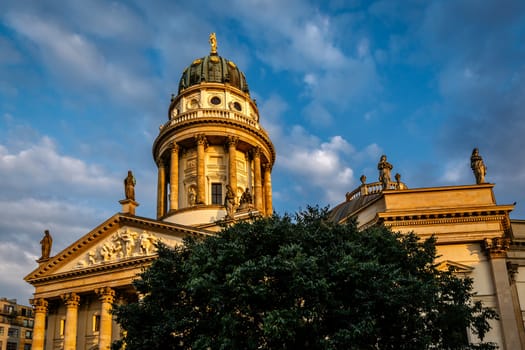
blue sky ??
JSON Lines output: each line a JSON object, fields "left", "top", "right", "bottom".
{"left": 1, "top": 0, "right": 524, "bottom": 302}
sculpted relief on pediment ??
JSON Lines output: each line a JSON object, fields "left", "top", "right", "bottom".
{"left": 75, "top": 229, "right": 159, "bottom": 269}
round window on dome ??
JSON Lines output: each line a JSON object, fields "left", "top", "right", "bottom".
{"left": 233, "top": 102, "right": 242, "bottom": 111}
{"left": 211, "top": 96, "right": 221, "bottom": 105}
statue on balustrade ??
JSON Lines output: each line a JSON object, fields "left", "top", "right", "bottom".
{"left": 225, "top": 185, "right": 236, "bottom": 219}
{"left": 124, "top": 170, "right": 136, "bottom": 201}
{"left": 470, "top": 148, "right": 486, "bottom": 184}
{"left": 40, "top": 230, "right": 52, "bottom": 260}
{"left": 377, "top": 155, "right": 393, "bottom": 189}
{"left": 395, "top": 173, "right": 408, "bottom": 190}
{"left": 238, "top": 188, "right": 253, "bottom": 210}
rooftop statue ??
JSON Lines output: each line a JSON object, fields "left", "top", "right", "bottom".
{"left": 471, "top": 148, "right": 486, "bottom": 184}
{"left": 395, "top": 173, "right": 408, "bottom": 190}
{"left": 377, "top": 155, "right": 393, "bottom": 189}
{"left": 209, "top": 32, "right": 217, "bottom": 54}
{"left": 124, "top": 170, "right": 136, "bottom": 201}
{"left": 40, "top": 230, "right": 52, "bottom": 260}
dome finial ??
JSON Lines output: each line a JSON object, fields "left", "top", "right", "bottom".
{"left": 209, "top": 32, "right": 217, "bottom": 54}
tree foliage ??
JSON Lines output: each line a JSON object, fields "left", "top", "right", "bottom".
{"left": 112, "top": 207, "right": 497, "bottom": 350}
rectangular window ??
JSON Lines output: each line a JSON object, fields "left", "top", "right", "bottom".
{"left": 28, "top": 319, "right": 34, "bottom": 328}
{"left": 25, "top": 330, "right": 32, "bottom": 339}
{"left": 6, "top": 342, "right": 17, "bottom": 350}
{"left": 93, "top": 315, "right": 101, "bottom": 332}
{"left": 24, "top": 344, "right": 31, "bottom": 350}
{"left": 3, "top": 305, "right": 13, "bottom": 314}
{"left": 59, "top": 319, "right": 66, "bottom": 337}
{"left": 0, "top": 326, "right": 4, "bottom": 335}
{"left": 8, "top": 328, "right": 18, "bottom": 337}
{"left": 211, "top": 183, "right": 222, "bottom": 205}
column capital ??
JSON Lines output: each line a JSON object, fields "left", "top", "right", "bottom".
{"left": 170, "top": 142, "right": 179, "bottom": 153}
{"left": 251, "top": 146, "right": 261, "bottom": 158}
{"left": 263, "top": 163, "right": 272, "bottom": 171}
{"left": 95, "top": 287, "right": 116, "bottom": 304}
{"left": 61, "top": 292, "right": 80, "bottom": 307}
{"left": 227, "top": 136, "right": 239, "bottom": 148}
{"left": 157, "top": 157, "right": 166, "bottom": 167}
{"left": 483, "top": 237, "right": 510, "bottom": 259}
{"left": 30, "top": 298, "right": 48, "bottom": 313}
{"left": 196, "top": 134, "right": 208, "bottom": 147}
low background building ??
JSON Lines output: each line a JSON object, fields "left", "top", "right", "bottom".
{"left": 0, "top": 298, "right": 34, "bottom": 350}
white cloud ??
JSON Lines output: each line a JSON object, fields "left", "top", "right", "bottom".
{"left": 441, "top": 159, "right": 469, "bottom": 183}
{"left": 270, "top": 124, "right": 355, "bottom": 203}
{"left": 5, "top": 12, "right": 155, "bottom": 103}
{"left": 0, "top": 136, "right": 118, "bottom": 195}
{"left": 0, "top": 242, "right": 37, "bottom": 303}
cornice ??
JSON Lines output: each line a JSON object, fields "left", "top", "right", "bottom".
{"left": 381, "top": 213, "right": 509, "bottom": 227}
{"left": 29, "top": 255, "right": 156, "bottom": 284}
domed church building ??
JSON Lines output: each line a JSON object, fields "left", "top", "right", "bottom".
{"left": 24, "top": 34, "right": 525, "bottom": 350}
{"left": 24, "top": 34, "right": 274, "bottom": 350}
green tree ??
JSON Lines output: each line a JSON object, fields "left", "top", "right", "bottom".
{"left": 112, "top": 207, "right": 497, "bottom": 350}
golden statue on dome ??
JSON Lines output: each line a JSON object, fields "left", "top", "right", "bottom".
{"left": 209, "top": 32, "right": 217, "bottom": 54}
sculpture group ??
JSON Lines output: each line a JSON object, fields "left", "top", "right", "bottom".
{"left": 77, "top": 229, "right": 158, "bottom": 268}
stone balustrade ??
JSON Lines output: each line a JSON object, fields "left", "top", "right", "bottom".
{"left": 161, "top": 108, "right": 261, "bottom": 131}
{"left": 345, "top": 181, "right": 404, "bottom": 202}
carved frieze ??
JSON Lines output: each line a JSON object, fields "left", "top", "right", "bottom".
{"left": 76, "top": 229, "right": 159, "bottom": 269}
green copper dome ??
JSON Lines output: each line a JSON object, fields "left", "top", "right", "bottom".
{"left": 178, "top": 53, "right": 250, "bottom": 94}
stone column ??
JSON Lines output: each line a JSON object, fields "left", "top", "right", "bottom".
{"left": 169, "top": 143, "right": 179, "bottom": 211}
{"left": 196, "top": 134, "right": 207, "bottom": 204}
{"left": 30, "top": 298, "right": 48, "bottom": 350}
{"left": 61, "top": 292, "right": 80, "bottom": 350}
{"left": 227, "top": 137, "right": 238, "bottom": 201}
{"left": 252, "top": 147, "right": 263, "bottom": 212}
{"left": 157, "top": 159, "right": 166, "bottom": 218}
{"left": 484, "top": 238, "right": 522, "bottom": 349}
{"left": 263, "top": 163, "right": 272, "bottom": 216}
{"left": 95, "top": 287, "right": 116, "bottom": 350}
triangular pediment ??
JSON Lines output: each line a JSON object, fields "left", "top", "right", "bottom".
{"left": 25, "top": 213, "right": 214, "bottom": 284}
{"left": 436, "top": 260, "right": 475, "bottom": 275}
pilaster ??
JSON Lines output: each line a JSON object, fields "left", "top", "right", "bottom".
{"left": 483, "top": 237, "right": 522, "bottom": 349}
